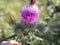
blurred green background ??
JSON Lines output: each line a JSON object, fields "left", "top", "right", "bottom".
{"left": 0, "top": 0, "right": 60, "bottom": 45}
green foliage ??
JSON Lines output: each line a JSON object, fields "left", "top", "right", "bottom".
{"left": 0, "top": 0, "right": 60, "bottom": 45}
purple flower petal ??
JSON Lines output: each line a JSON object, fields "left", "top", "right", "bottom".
{"left": 21, "top": 6, "right": 39, "bottom": 24}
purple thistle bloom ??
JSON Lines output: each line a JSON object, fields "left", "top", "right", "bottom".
{"left": 21, "top": 6, "right": 39, "bottom": 24}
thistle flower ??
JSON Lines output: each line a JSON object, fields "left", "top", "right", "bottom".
{"left": 21, "top": 6, "right": 39, "bottom": 24}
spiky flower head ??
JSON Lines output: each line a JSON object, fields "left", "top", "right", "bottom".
{"left": 21, "top": 6, "right": 38, "bottom": 24}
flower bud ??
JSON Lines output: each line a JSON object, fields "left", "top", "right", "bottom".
{"left": 30, "top": 0, "right": 37, "bottom": 4}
